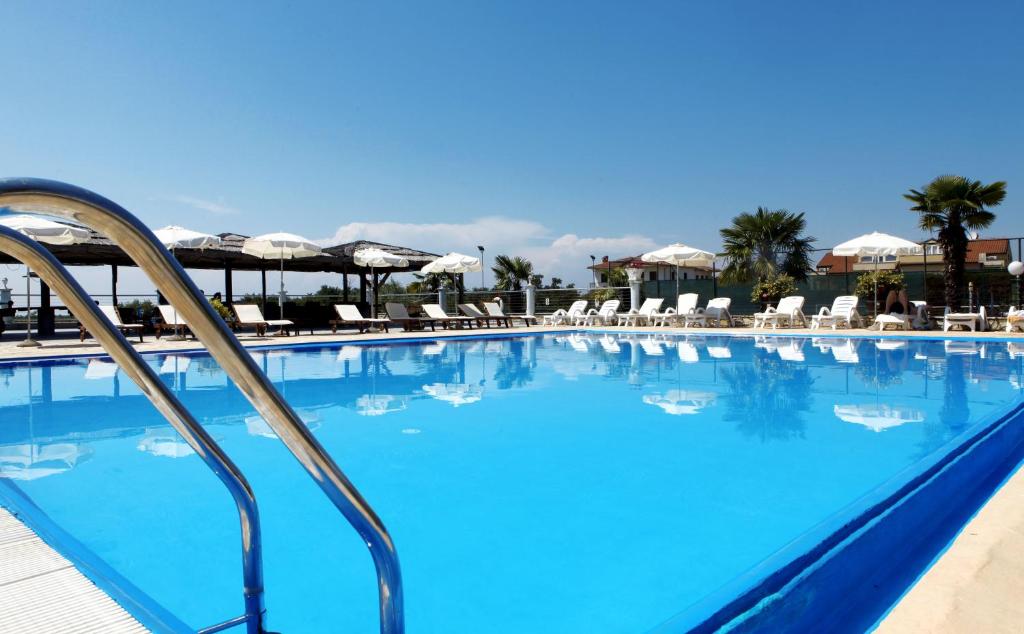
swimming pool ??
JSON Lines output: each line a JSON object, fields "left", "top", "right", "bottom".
{"left": 2, "top": 333, "right": 1023, "bottom": 632}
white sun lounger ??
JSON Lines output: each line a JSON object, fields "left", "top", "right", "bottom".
{"left": 873, "top": 301, "right": 928, "bottom": 331}
{"left": 618, "top": 298, "right": 664, "bottom": 327}
{"left": 682, "top": 297, "right": 734, "bottom": 328}
{"left": 233, "top": 304, "right": 293, "bottom": 337}
{"left": 810, "top": 296, "right": 863, "bottom": 330}
{"left": 423, "top": 304, "right": 476, "bottom": 329}
{"left": 753, "top": 296, "right": 806, "bottom": 329}
{"left": 651, "top": 293, "right": 699, "bottom": 327}
{"left": 1007, "top": 307, "right": 1024, "bottom": 333}
{"left": 581, "top": 299, "right": 620, "bottom": 326}
{"left": 542, "top": 300, "right": 588, "bottom": 326}
{"left": 80, "top": 305, "right": 145, "bottom": 342}
{"left": 331, "top": 304, "right": 391, "bottom": 333}
{"left": 943, "top": 305, "right": 987, "bottom": 332}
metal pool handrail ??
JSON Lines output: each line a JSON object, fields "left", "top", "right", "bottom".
{"left": 0, "top": 225, "right": 266, "bottom": 634}
{"left": 0, "top": 177, "right": 404, "bottom": 634}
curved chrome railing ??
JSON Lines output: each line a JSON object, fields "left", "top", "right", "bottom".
{"left": 0, "top": 177, "right": 404, "bottom": 634}
{"left": 0, "top": 225, "right": 266, "bottom": 634}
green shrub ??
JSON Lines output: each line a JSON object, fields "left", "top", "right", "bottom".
{"left": 586, "top": 287, "right": 619, "bottom": 303}
{"left": 855, "top": 271, "right": 905, "bottom": 300}
{"left": 209, "top": 297, "right": 232, "bottom": 320}
{"left": 750, "top": 274, "right": 797, "bottom": 304}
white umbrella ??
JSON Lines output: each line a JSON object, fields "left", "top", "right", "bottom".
{"left": 643, "top": 389, "right": 717, "bottom": 416}
{"left": 0, "top": 215, "right": 91, "bottom": 347}
{"left": 834, "top": 404, "right": 924, "bottom": 432}
{"left": 154, "top": 226, "right": 222, "bottom": 339}
{"left": 242, "top": 232, "right": 322, "bottom": 322}
{"left": 354, "top": 247, "right": 409, "bottom": 317}
{"left": 641, "top": 243, "right": 716, "bottom": 298}
{"left": 832, "top": 232, "right": 920, "bottom": 316}
{"left": 420, "top": 252, "right": 481, "bottom": 274}
{"left": 154, "top": 225, "right": 222, "bottom": 250}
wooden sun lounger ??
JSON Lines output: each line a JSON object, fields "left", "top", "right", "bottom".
{"left": 459, "top": 303, "right": 509, "bottom": 327}
{"left": 422, "top": 304, "right": 476, "bottom": 329}
{"left": 232, "top": 304, "right": 294, "bottom": 337}
{"left": 330, "top": 304, "right": 390, "bottom": 333}
{"left": 385, "top": 303, "right": 437, "bottom": 331}
{"left": 79, "top": 305, "right": 144, "bottom": 343}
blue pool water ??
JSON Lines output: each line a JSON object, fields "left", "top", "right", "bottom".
{"left": 1, "top": 333, "right": 1023, "bottom": 633}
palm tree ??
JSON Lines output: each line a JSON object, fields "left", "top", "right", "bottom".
{"left": 407, "top": 272, "right": 453, "bottom": 293}
{"left": 904, "top": 175, "right": 1006, "bottom": 308}
{"left": 719, "top": 207, "right": 816, "bottom": 284}
{"left": 491, "top": 255, "right": 534, "bottom": 290}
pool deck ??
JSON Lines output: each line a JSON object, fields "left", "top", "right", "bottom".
{"left": 0, "top": 507, "right": 148, "bottom": 633}
{"left": 1, "top": 323, "right": 1022, "bottom": 632}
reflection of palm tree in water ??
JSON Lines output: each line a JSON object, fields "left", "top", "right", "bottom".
{"left": 916, "top": 355, "right": 971, "bottom": 457}
{"left": 494, "top": 340, "right": 534, "bottom": 390}
{"left": 722, "top": 354, "right": 814, "bottom": 442}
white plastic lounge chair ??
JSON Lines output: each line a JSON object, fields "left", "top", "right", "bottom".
{"left": 423, "top": 304, "right": 476, "bottom": 329}
{"left": 80, "top": 305, "right": 144, "bottom": 342}
{"left": 458, "top": 303, "right": 507, "bottom": 328}
{"left": 331, "top": 304, "right": 391, "bottom": 333}
{"left": 1007, "top": 306, "right": 1024, "bottom": 333}
{"left": 155, "top": 304, "right": 190, "bottom": 339}
{"left": 652, "top": 293, "right": 699, "bottom": 327}
{"left": 385, "top": 303, "right": 437, "bottom": 331}
{"left": 542, "top": 300, "right": 587, "bottom": 326}
{"left": 682, "top": 297, "right": 734, "bottom": 328}
{"left": 874, "top": 301, "right": 928, "bottom": 331}
{"left": 618, "top": 298, "right": 664, "bottom": 327}
{"left": 943, "top": 305, "right": 986, "bottom": 332}
{"left": 810, "top": 296, "right": 863, "bottom": 330}
{"left": 233, "top": 304, "right": 293, "bottom": 337}
{"left": 483, "top": 302, "right": 537, "bottom": 327}
{"left": 752, "top": 296, "right": 806, "bottom": 330}
{"left": 581, "top": 300, "right": 620, "bottom": 326}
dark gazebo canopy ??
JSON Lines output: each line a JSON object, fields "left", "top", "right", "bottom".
{"left": 0, "top": 230, "right": 438, "bottom": 275}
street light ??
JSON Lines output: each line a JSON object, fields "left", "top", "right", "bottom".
{"left": 1010, "top": 260, "right": 1024, "bottom": 308}
{"left": 589, "top": 255, "right": 596, "bottom": 287}
{"left": 477, "top": 245, "right": 485, "bottom": 289}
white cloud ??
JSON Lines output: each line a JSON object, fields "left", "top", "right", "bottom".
{"left": 173, "top": 195, "right": 238, "bottom": 215}
{"left": 322, "top": 216, "right": 659, "bottom": 285}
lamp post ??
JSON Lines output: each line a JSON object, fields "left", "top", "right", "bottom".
{"left": 477, "top": 245, "right": 485, "bottom": 289}
{"left": 1010, "top": 260, "right": 1024, "bottom": 309}
{"left": 590, "top": 255, "right": 596, "bottom": 287}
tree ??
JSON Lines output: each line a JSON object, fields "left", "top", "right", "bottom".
{"left": 407, "top": 272, "right": 453, "bottom": 293}
{"left": 491, "top": 255, "right": 534, "bottom": 290}
{"left": 719, "top": 207, "right": 816, "bottom": 284}
{"left": 904, "top": 175, "right": 1006, "bottom": 308}
{"left": 548, "top": 277, "right": 564, "bottom": 289}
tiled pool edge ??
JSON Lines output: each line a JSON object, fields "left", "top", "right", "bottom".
{"left": 654, "top": 400, "right": 1024, "bottom": 633}
{"left": 0, "top": 479, "right": 191, "bottom": 633}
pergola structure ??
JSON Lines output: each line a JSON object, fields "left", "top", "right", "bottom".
{"left": 0, "top": 229, "right": 438, "bottom": 334}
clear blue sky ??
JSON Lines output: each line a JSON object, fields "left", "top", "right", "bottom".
{"left": 1, "top": 1, "right": 1021, "bottom": 292}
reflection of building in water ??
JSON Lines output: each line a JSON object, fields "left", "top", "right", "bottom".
{"left": 643, "top": 390, "right": 717, "bottom": 416}
{"left": 834, "top": 404, "right": 925, "bottom": 433}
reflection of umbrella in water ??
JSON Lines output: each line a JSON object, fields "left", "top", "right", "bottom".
{"left": 355, "top": 395, "right": 409, "bottom": 417}
{"left": 834, "top": 404, "right": 924, "bottom": 432}
{"left": 643, "top": 389, "right": 717, "bottom": 416}
{"left": 875, "top": 339, "right": 907, "bottom": 351}
{"left": 137, "top": 430, "right": 195, "bottom": 458}
{"left": 422, "top": 383, "right": 483, "bottom": 407}
{"left": 0, "top": 443, "right": 93, "bottom": 480}
{"left": 245, "top": 409, "right": 322, "bottom": 438}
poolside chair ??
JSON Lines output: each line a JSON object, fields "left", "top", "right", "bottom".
{"left": 422, "top": 304, "right": 475, "bottom": 329}
{"left": 752, "top": 296, "right": 806, "bottom": 330}
{"left": 484, "top": 301, "right": 537, "bottom": 327}
{"left": 651, "top": 293, "right": 699, "bottom": 327}
{"left": 810, "top": 296, "right": 863, "bottom": 330}
{"left": 942, "top": 305, "right": 986, "bottom": 332}
{"left": 385, "top": 303, "right": 437, "bottom": 332}
{"left": 1007, "top": 306, "right": 1024, "bottom": 333}
{"left": 330, "top": 304, "right": 390, "bottom": 334}
{"left": 581, "top": 299, "right": 620, "bottom": 326}
{"left": 80, "top": 305, "right": 145, "bottom": 342}
{"left": 873, "top": 301, "right": 928, "bottom": 331}
{"left": 155, "top": 304, "right": 191, "bottom": 339}
{"left": 542, "top": 300, "right": 587, "bottom": 326}
{"left": 682, "top": 297, "right": 734, "bottom": 328}
{"left": 618, "top": 298, "right": 664, "bottom": 327}
{"left": 459, "top": 303, "right": 508, "bottom": 328}
{"left": 232, "top": 304, "right": 293, "bottom": 337}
